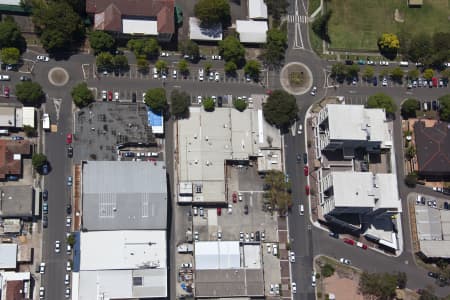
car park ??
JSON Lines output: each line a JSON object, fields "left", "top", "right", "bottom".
{"left": 292, "top": 282, "right": 297, "bottom": 293}
{"left": 339, "top": 258, "right": 351, "bottom": 265}
{"left": 36, "top": 55, "right": 49, "bottom": 62}
{"left": 55, "top": 240, "right": 60, "bottom": 253}
{"left": 67, "top": 176, "right": 73, "bottom": 186}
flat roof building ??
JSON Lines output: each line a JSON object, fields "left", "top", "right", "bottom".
{"left": 0, "top": 244, "right": 17, "bottom": 269}
{"left": 189, "top": 17, "right": 223, "bottom": 41}
{"left": 248, "top": 0, "right": 267, "bottom": 19}
{"left": 0, "top": 185, "right": 34, "bottom": 218}
{"left": 81, "top": 161, "right": 167, "bottom": 231}
{"left": 236, "top": 20, "right": 267, "bottom": 43}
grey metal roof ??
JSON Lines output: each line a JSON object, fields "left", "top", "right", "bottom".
{"left": 82, "top": 161, "right": 167, "bottom": 230}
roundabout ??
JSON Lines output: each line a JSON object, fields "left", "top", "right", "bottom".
{"left": 48, "top": 67, "right": 70, "bottom": 87}
{"left": 279, "top": 62, "right": 313, "bottom": 95}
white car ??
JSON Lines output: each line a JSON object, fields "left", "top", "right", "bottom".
{"left": 160, "top": 52, "right": 169, "bottom": 57}
{"left": 245, "top": 74, "right": 251, "bottom": 82}
{"left": 215, "top": 72, "right": 220, "bottom": 82}
{"left": 39, "top": 262, "right": 46, "bottom": 274}
{"left": 239, "top": 231, "right": 244, "bottom": 242}
{"left": 55, "top": 240, "right": 60, "bottom": 253}
{"left": 153, "top": 67, "right": 158, "bottom": 79}
{"left": 228, "top": 204, "right": 232, "bottom": 214}
{"left": 199, "top": 69, "right": 204, "bottom": 81}
{"left": 142, "top": 92, "right": 146, "bottom": 103}
{"left": 36, "top": 55, "right": 49, "bottom": 62}
{"left": 382, "top": 78, "right": 388, "bottom": 86}
{"left": 238, "top": 192, "right": 243, "bottom": 201}
{"left": 217, "top": 231, "right": 222, "bottom": 240}
{"left": 245, "top": 232, "right": 250, "bottom": 242}
{"left": 367, "top": 60, "right": 375, "bottom": 65}
{"left": 290, "top": 251, "right": 295, "bottom": 263}
{"left": 64, "top": 273, "right": 70, "bottom": 285}
{"left": 197, "top": 95, "right": 202, "bottom": 104}
{"left": 173, "top": 70, "right": 177, "bottom": 79}
{"left": 114, "top": 92, "right": 119, "bottom": 101}
{"left": 101, "top": 90, "right": 107, "bottom": 100}
{"left": 66, "top": 261, "right": 72, "bottom": 271}
{"left": 39, "top": 287, "right": 45, "bottom": 299}
{"left": 266, "top": 243, "right": 271, "bottom": 254}
{"left": 297, "top": 124, "right": 303, "bottom": 134}
{"left": 339, "top": 258, "right": 351, "bottom": 265}
{"left": 194, "top": 231, "right": 199, "bottom": 241}
{"left": 181, "top": 263, "right": 193, "bottom": 268}
{"left": 66, "top": 216, "right": 71, "bottom": 227}
{"left": 310, "top": 86, "right": 317, "bottom": 96}
{"left": 212, "top": 55, "right": 222, "bottom": 60}
{"left": 292, "top": 282, "right": 297, "bottom": 293}
{"left": 65, "top": 287, "right": 71, "bottom": 298}
{"left": 193, "top": 206, "right": 198, "bottom": 216}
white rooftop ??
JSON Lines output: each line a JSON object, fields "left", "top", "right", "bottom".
{"left": 248, "top": 0, "right": 268, "bottom": 19}
{"left": 189, "top": 17, "right": 223, "bottom": 41}
{"left": 332, "top": 172, "right": 400, "bottom": 210}
{"left": 0, "top": 0, "right": 21, "bottom": 5}
{"left": 326, "top": 104, "right": 390, "bottom": 145}
{"left": 0, "top": 244, "right": 17, "bottom": 269}
{"left": 236, "top": 20, "right": 268, "bottom": 43}
{"left": 195, "top": 241, "right": 240, "bottom": 270}
{"left": 122, "top": 19, "right": 157, "bottom": 35}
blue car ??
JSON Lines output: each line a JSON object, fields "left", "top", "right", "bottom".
{"left": 67, "top": 176, "right": 73, "bottom": 186}
{"left": 373, "top": 77, "right": 378, "bottom": 86}
{"left": 42, "top": 164, "right": 49, "bottom": 175}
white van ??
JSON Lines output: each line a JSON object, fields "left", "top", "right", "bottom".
{"left": 272, "top": 244, "right": 278, "bottom": 256}
{"left": 399, "top": 61, "right": 409, "bottom": 67}
{"left": 311, "top": 271, "right": 316, "bottom": 287}
{"left": 299, "top": 205, "right": 304, "bottom": 215}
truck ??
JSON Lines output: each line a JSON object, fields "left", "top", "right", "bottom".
{"left": 177, "top": 243, "right": 193, "bottom": 253}
{"left": 42, "top": 113, "right": 50, "bottom": 130}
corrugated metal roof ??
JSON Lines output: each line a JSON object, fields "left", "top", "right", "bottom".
{"left": 248, "top": 0, "right": 267, "bottom": 19}
{"left": 0, "top": 244, "right": 17, "bottom": 269}
{"left": 236, "top": 20, "right": 267, "bottom": 43}
{"left": 195, "top": 241, "right": 240, "bottom": 270}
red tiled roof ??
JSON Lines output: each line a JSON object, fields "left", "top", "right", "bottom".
{"left": 6, "top": 280, "right": 25, "bottom": 300}
{"left": 87, "top": 0, "right": 174, "bottom": 34}
{"left": 0, "top": 140, "right": 31, "bottom": 179}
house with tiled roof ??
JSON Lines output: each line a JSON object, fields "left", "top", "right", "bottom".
{"left": 86, "top": 0, "right": 174, "bottom": 41}
{"left": 0, "top": 140, "right": 31, "bottom": 180}
{"left": 414, "top": 121, "right": 450, "bottom": 180}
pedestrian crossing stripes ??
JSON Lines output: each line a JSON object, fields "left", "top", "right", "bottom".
{"left": 287, "top": 15, "right": 308, "bottom": 23}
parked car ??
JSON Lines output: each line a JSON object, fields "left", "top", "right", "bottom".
{"left": 339, "top": 258, "right": 351, "bottom": 265}
{"left": 55, "top": 240, "right": 60, "bottom": 253}
{"left": 304, "top": 166, "right": 309, "bottom": 176}
{"left": 114, "top": 91, "right": 119, "bottom": 101}
{"left": 232, "top": 192, "right": 237, "bottom": 203}
{"left": 65, "top": 273, "right": 70, "bottom": 285}
{"left": 66, "top": 261, "right": 72, "bottom": 271}
{"left": 43, "top": 202, "right": 48, "bottom": 214}
{"left": 217, "top": 231, "right": 222, "bottom": 240}
{"left": 42, "top": 164, "right": 49, "bottom": 175}
{"left": 199, "top": 206, "right": 204, "bottom": 217}
{"left": 11, "top": 136, "right": 24, "bottom": 140}
{"left": 20, "top": 75, "right": 31, "bottom": 81}
{"left": 356, "top": 242, "right": 368, "bottom": 249}
{"left": 239, "top": 231, "right": 244, "bottom": 242}
{"left": 66, "top": 204, "right": 72, "bottom": 215}
{"left": 67, "top": 146, "right": 73, "bottom": 158}
{"left": 305, "top": 185, "right": 310, "bottom": 195}
{"left": 39, "top": 287, "right": 45, "bottom": 299}
{"left": 181, "top": 263, "right": 193, "bottom": 268}
{"left": 43, "top": 215, "right": 48, "bottom": 228}
{"left": 303, "top": 153, "right": 308, "bottom": 164}
{"left": 66, "top": 216, "right": 71, "bottom": 227}
{"left": 290, "top": 251, "right": 296, "bottom": 263}
{"left": 343, "top": 238, "right": 355, "bottom": 245}
{"left": 292, "top": 282, "right": 297, "bottom": 293}
{"left": 67, "top": 176, "right": 73, "bottom": 186}
{"left": 36, "top": 55, "right": 49, "bottom": 61}
{"left": 39, "top": 262, "right": 46, "bottom": 274}
{"left": 107, "top": 91, "right": 113, "bottom": 101}
{"left": 428, "top": 272, "right": 439, "bottom": 279}
{"left": 4, "top": 86, "right": 9, "bottom": 97}
{"left": 444, "top": 202, "right": 449, "bottom": 210}
{"left": 382, "top": 78, "right": 388, "bottom": 86}
{"left": 65, "top": 287, "right": 71, "bottom": 298}
{"left": 43, "top": 189, "right": 48, "bottom": 201}
{"left": 217, "top": 207, "right": 221, "bottom": 216}
{"left": 244, "top": 204, "right": 249, "bottom": 215}
{"left": 194, "top": 231, "right": 199, "bottom": 241}
{"left": 0, "top": 74, "right": 10, "bottom": 81}
{"left": 228, "top": 204, "right": 232, "bottom": 214}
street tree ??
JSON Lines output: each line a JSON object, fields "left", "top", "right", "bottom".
{"left": 263, "top": 89, "right": 298, "bottom": 128}
{"left": 179, "top": 40, "right": 199, "bottom": 60}
{"left": 127, "top": 38, "right": 160, "bottom": 59}
{"left": 144, "top": 88, "right": 167, "bottom": 112}
{"left": 405, "top": 145, "right": 416, "bottom": 161}
{"left": 178, "top": 59, "right": 189, "bottom": 75}
{"left": 88, "top": 31, "right": 115, "bottom": 55}
{"left": 170, "top": 90, "right": 190, "bottom": 119}
{"left": 367, "top": 93, "right": 397, "bottom": 116}
{"left": 137, "top": 57, "right": 149, "bottom": 73}
{"left": 378, "top": 33, "right": 399, "bottom": 58}
{"left": 438, "top": 94, "right": 450, "bottom": 122}
{"left": 390, "top": 67, "right": 404, "bottom": 83}
{"left": 362, "top": 66, "right": 375, "bottom": 81}
{"left": 407, "top": 69, "right": 419, "bottom": 80}
{"left": 312, "top": 10, "right": 332, "bottom": 42}
{"left": 244, "top": 60, "right": 261, "bottom": 81}
{"left": 379, "top": 69, "right": 389, "bottom": 80}
{"left": 96, "top": 52, "right": 114, "bottom": 71}
{"left": 331, "top": 62, "right": 346, "bottom": 83}
{"left": 0, "top": 17, "right": 26, "bottom": 52}
{"left": 32, "top": 153, "right": 47, "bottom": 170}
{"left": 407, "top": 33, "right": 431, "bottom": 64}
{"left": 32, "top": 1, "right": 84, "bottom": 53}
{"left": 224, "top": 61, "right": 237, "bottom": 76}
{"left": 359, "top": 272, "right": 397, "bottom": 300}
{"left": 401, "top": 98, "right": 419, "bottom": 119}
{"left": 0, "top": 47, "right": 20, "bottom": 65}
{"left": 155, "top": 60, "right": 168, "bottom": 73}
{"left": 264, "top": 170, "right": 292, "bottom": 213}
{"left": 264, "top": 0, "right": 288, "bottom": 21}
{"left": 15, "top": 81, "right": 45, "bottom": 106}
{"left": 219, "top": 35, "right": 245, "bottom": 66}
{"left": 263, "top": 28, "right": 287, "bottom": 67}
{"left": 194, "top": 0, "right": 230, "bottom": 26}
{"left": 112, "top": 55, "right": 128, "bottom": 71}
{"left": 346, "top": 64, "right": 360, "bottom": 80}
{"left": 441, "top": 69, "right": 450, "bottom": 81}
{"left": 405, "top": 173, "right": 418, "bottom": 187}
{"left": 423, "top": 68, "right": 434, "bottom": 81}
{"left": 71, "top": 82, "right": 94, "bottom": 108}
{"left": 204, "top": 61, "right": 212, "bottom": 73}
{"left": 23, "top": 125, "right": 37, "bottom": 137}
{"left": 321, "top": 264, "right": 335, "bottom": 278}
{"left": 203, "top": 97, "right": 215, "bottom": 112}
{"left": 233, "top": 98, "right": 247, "bottom": 112}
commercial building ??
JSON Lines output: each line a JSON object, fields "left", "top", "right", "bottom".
{"left": 414, "top": 121, "right": 450, "bottom": 180}
{"left": 189, "top": 17, "right": 223, "bottom": 41}
{"left": 147, "top": 108, "right": 164, "bottom": 135}
{"left": 0, "top": 244, "right": 17, "bottom": 269}
{"left": 236, "top": 20, "right": 268, "bottom": 44}
{"left": 248, "top": 0, "right": 268, "bottom": 19}
{"left": 177, "top": 103, "right": 282, "bottom": 203}
{"left": 85, "top": 0, "right": 174, "bottom": 41}
{"left": 0, "top": 185, "right": 34, "bottom": 218}
{"left": 0, "top": 272, "right": 31, "bottom": 300}
{"left": 315, "top": 104, "right": 392, "bottom": 159}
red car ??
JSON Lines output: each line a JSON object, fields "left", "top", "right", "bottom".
{"left": 232, "top": 192, "right": 237, "bottom": 203}
{"left": 356, "top": 242, "right": 368, "bottom": 249}
{"left": 304, "top": 166, "right": 309, "bottom": 176}
{"left": 343, "top": 238, "right": 355, "bottom": 246}
{"left": 66, "top": 133, "right": 72, "bottom": 144}
{"left": 305, "top": 185, "right": 310, "bottom": 195}
{"left": 4, "top": 86, "right": 9, "bottom": 98}
{"left": 217, "top": 207, "right": 222, "bottom": 216}
{"left": 107, "top": 91, "right": 113, "bottom": 101}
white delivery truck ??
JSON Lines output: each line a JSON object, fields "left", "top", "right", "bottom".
{"left": 42, "top": 113, "right": 50, "bottom": 131}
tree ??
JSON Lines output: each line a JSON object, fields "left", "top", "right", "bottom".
{"left": 194, "top": 0, "right": 230, "bottom": 26}
{"left": 0, "top": 47, "right": 20, "bottom": 65}
{"left": 244, "top": 60, "right": 261, "bottom": 81}
{"left": 170, "top": 90, "right": 190, "bottom": 119}
{"left": 144, "top": 88, "right": 167, "bottom": 112}
{"left": 233, "top": 98, "right": 247, "bottom": 112}
{"left": 263, "top": 90, "right": 298, "bottom": 128}
{"left": 359, "top": 272, "right": 397, "bottom": 300}
{"left": 204, "top": 61, "right": 212, "bottom": 73}
{"left": 224, "top": 61, "right": 237, "bottom": 76}
{"left": 88, "top": 31, "right": 115, "bottom": 55}
{"left": 32, "top": 153, "right": 47, "bottom": 170}
{"left": 401, "top": 98, "right": 419, "bottom": 119}
{"left": 423, "top": 68, "right": 434, "bottom": 81}
{"left": 263, "top": 28, "right": 287, "bottom": 67}
{"left": 178, "top": 59, "right": 189, "bottom": 75}
{"left": 203, "top": 97, "right": 215, "bottom": 112}
{"left": 15, "top": 81, "right": 45, "bottom": 106}
{"left": 112, "top": 55, "right": 128, "bottom": 71}
{"left": 390, "top": 67, "right": 404, "bottom": 83}
{"left": 406, "top": 145, "right": 416, "bottom": 160}
{"left": 396, "top": 272, "right": 408, "bottom": 289}
{"left": 218, "top": 35, "right": 245, "bottom": 66}
{"left": 264, "top": 0, "right": 288, "bottom": 21}
{"left": 127, "top": 38, "right": 160, "bottom": 59}
{"left": 367, "top": 93, "right": 397, "bottom": 116}
{"left": 137, "top": 57, "right": 149, "bottom": 73}
{"left": 362, "top": 66, "right": 375, "bottom": 81}
{"left": 96, "top": 52, "right": 114, "bottom": 71}
{"left": 346, "top": 65, "right": 360, "bottom": 80}
{"left": 321, "top": 264, "right": 335, "bottom": 278}
{"left": 179, "top": 40, "right": 199, "bottom": 60}
{"left": 0, "top": 18, "right": 26, "bottom": 53}
{"left": 71, "top": 82, "right": 94, "bottom": 108}
{"left": 378, "top": 33, "right": 399, "bottom": 58}
{"left": 405, "top": 173, "right": 418, "bottom": 187}
{"left": 331, "top": 62, "right": 346, "bottom": 83}
{"left": 66, "top": 234, "right": 76, "bottom": 246}
{"left": 312, "top": 10, "right": 332, "bottom": 43}
{"left": 438, "top": 94, "right": 450, "bottom": 122}
{"left": 407, "top": 33, "right": 431, "bottom": 64}
{"left": 407, "top": 69, "right": 419, "bottom": 80}
{"left": 429, "top": 32, "right": 450, "bottom": 69}
{"left": 264, "top": 170, "right": 292, "bottom": 213}
{"left": 23, "top": 125, "right": 37, "bottom": 138}
{"left": 442, "top": 69, "right": 450, "bottom": 81}
{"left": 32, "top": 1, "right": 84, "bottom": 53}
{"left": 155, "top": 60, "right": 168, "bottom": 73}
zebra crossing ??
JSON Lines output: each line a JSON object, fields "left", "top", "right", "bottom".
{"left": 287, "top": 15, "right": 308, "bottom": 23}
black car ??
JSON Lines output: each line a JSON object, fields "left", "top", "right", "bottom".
{"left": 428, "top": 272, "right": 439, "bottom": 279}
{"left": 42, "top": 164, "right": 49, "bottom": 175}
{"left": 217, "top": 96, "right": 223, "bottom": 107}
{"left": 244, "top": 205, "right": 249, "bottom": 215}
{"left": 303, "top": 153, "right": 308, "bottom": 164}
{"left": 43, "top": 215, "right": 48, "bottom": 228}
{"left": 43, "top": 190, "right": 48, "bottom": 201}
{"left": 43, "top": 202, "right": 48, "bottom": 214}
{"left": 67, "top": 146, "right": 73, "bottom": 158}
{"left": 66, "top": 204, "right": 72, "bottom": 215}
{"left": 345, "top": 60, "right": 353, "bottom": 65}
{"left": 296, "top": 154, "right": 301, "bottom": 163}
{"left": 373, "top": 77, "right": 378, "bottom": 86}
{"left": 132, "top": 92, "right": 137, "bottom": 103}
{"left": 444, "top": 202, "right": 449, "bottom": 210}
{"left": 255, "top": 231, "right": 260, "bottom": 241}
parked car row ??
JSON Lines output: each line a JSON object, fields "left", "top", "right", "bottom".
{"left": 240, "top": 230, "right": 265, "bottom": 243}
{"left": 343, "top": 238, "right": 368, "bottom": 249}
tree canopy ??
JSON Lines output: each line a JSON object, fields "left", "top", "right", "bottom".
{"left": 244, "top": 60, "right": 261, "bottom": 81}
{"left": 170, "top": 90, "right": 190, "bottom": 119}
{"left": 378, "top": 33, "right": 399, "bottom": 58}
{"left": 263, "top": 27, "right": 288, "bottom": 68}
{"left": 155, "top": 60, "right": 168, "bottom": 73}
{"left": 264, "top": 170, "right": 292, "bottom": 214}
{"left": 96, "top": 52, "right": 114, "bottom": 71}
{"left": 179, "top": 40, "right": 199, "bottom": 60}
{"left": 331, "top": 62, "right": 346, "bottom": 83}
{"left": 362, "top": 66, "right": 375, "bottom": 81}
{"left": 367, "top": 93, "right": 397, "bottom": 115}
{"left": 144, "top": 88, "right": 167, "bottom": 112}
{"left": 390, "top": 67, "right": 404, "bottom": 83}
{"left": 137, "top": 57, "right": 149, "bottom": 73}
{"left": 264, "top": 0, "right": 288, "bottom": 21}
{"left": 15, "top": 81, "right": 45, "bottom": 106}
{"left": 359, "top": 272, "right": 398, "bottom": 300}
{"left": 88, "top": 31, "right": 115, "bottom": 55}
{"left": 401, "top": 98, "right": 419, "bottom": 119}
{"left": 0, "top": 18, "right": 26, "bottom": 53}
{"left": 203, "top": 97, "right": 215, "bottom": 112}
{"left": 32, "top": 1, "right": 84, "bottom": 53}
{"left": 423, "top": 68, "right": 434, "bottom": 81}
{"left": 127, "top": 38, "right": 160, "bottom": 59}
{"left": 219, "top": 35, "right": 245, "bottom": 66}
{"left": 311, "top": 9, "right": 331, "bottom": 43}
{"left": 438, "top": 94, "right": 450, "bottom": 122}
{"left": 224, "top": 61, "right": 237, "bottom": 75}
{"left": 233, "top": 98, "right": 247, "bottom": 112}
{"left": 0, "top": 47, "right": 20, "bottom": 65}
{"left": 406, "top": 33, "right": 431, "bottom": 64}
{"left": 112, "top": 54, "right": 128, "bottom": 71}
{"left": 194, "top": 0, "right": 230, "bottom": 26}
{"left": 178, "top": 59, "right": 189, "bottom": 75}
{"left": 71, "top": 82, "right": 94, "bottom": 108}
{"left": 32, "top": 153, "right": 47, "bottom": 170}
{"left": 263, "top": 90, "right": 298, "bottom": 128}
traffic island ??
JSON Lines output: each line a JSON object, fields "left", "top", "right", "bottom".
{"left": 280, "top": 62, "right": 313, "bottom": 95}
{"left": 48, "top": 67, "right": 70, "bottom": 87}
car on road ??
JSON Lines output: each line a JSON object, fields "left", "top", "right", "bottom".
{"left": 240, "top": 231, "right": 244, "bottom": 242}
{"left": 55, "top": 240, "right": 60, "bottom": 253}
{"left": 107, "top": 91, "right": 113, "bottom": 101}
{"left": 304, "top": 166, "right": 309, "bottom": 176}
{"left": 39, "top": 287, "right": 45, "bottom": 299}
{"left": 428, "top": 272, "right": 439, "bottom": 279}
{"left": 310, "top": 86, "right": 317, "bottom": 96}
{"left": 329, "top": 231, "right": 339, "bottom": 239}
{"left": 311, "top": 271, "right": 316, "bottom": 287}
{"left": 339, "top": 258, "right": 351, "bottom": 265}
{"left": 36, "top": 55, "right": 49, "bottom": 62}
{"left": 66, "top": 261, "right": 72, "bottom": 271}
{"left": 343, "top": 238, "right": 355, "bottom": 245}
{"left": 67, "top": 146, "right": 73, "bottom": 158}
{"left": 42, "top": 189, "right": 48, "bottom": 201}
{"left": 12, "top": 135, "right": 24, "bottom": 140}
{"left": 4, "top": 86, "right": 9, "bottom": 97}
{"left": 356, "top": 242, "right": 368, "bottom": 249}
{"left": 67, "top": 176, "right": 73, "bottom": 186}
{"left": 43, "top": 215, "right": 48, "bottom": 228}
{"left": 244, "top": 204, "right": 249, "bottom": 215}
{"left": 217, "top": 207, "right": 221, "bottom": 216}
{"left": 232, "top": 192, "right": 237, "bottom": 203}
{"left": 66, "top": 204, "right": 72, "bottom": 215}
{"left": 20, "top": 75, "right": 31, "bottom": 81}
{"left": 65, "top": 287, "right": 71, "bottom": 298}
{"left": 193, "top": 206, "right": 198, "bottom": 216}
{"left": 43, "top": 202, "right": 48, "bottom": 214}
{"left": 66, "top": 216, "right": 71, "bottom": 227}
{"left": 289, "top": 251, "right": 295, "bottom": 263}
{"left": 66, "top": 133, "right": 72, "bottom": 144}
{"left": 0, "top": 74, "right": 10, "bottom": 81}
{"left": 39, "top": 262, "right": 46, "bottom": 274}
{"left": 101, "top": 90, "right": 107, "bottom": 101}
{"left": 303, "top": 153, "right": 308, "bottom": 164}
{"left": 42, "top": 164, "right": 49, "bottom": 175}
{"left": 305, "top": 185, "right": 310, "bottom": 195}
{"left": 228, "top": 204, "right": 232, "bottom": 214}
{"left": 292, "top": 282, "right": 297, "bottom": 293}
{"left": 297, "top": 124, "right": 303, "bottom": 134}
{"left": 215, "top": 72, "right": 220, "bottom": 82}
{"left": 296, "top": 154, "right": 301, "bottom": 163}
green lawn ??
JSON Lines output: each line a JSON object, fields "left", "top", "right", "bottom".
{"left": 326, "top": 0, "right": 449, "bottom": 51}
{"left": 308, "top": 0, "right": 321, "bottom": 15}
